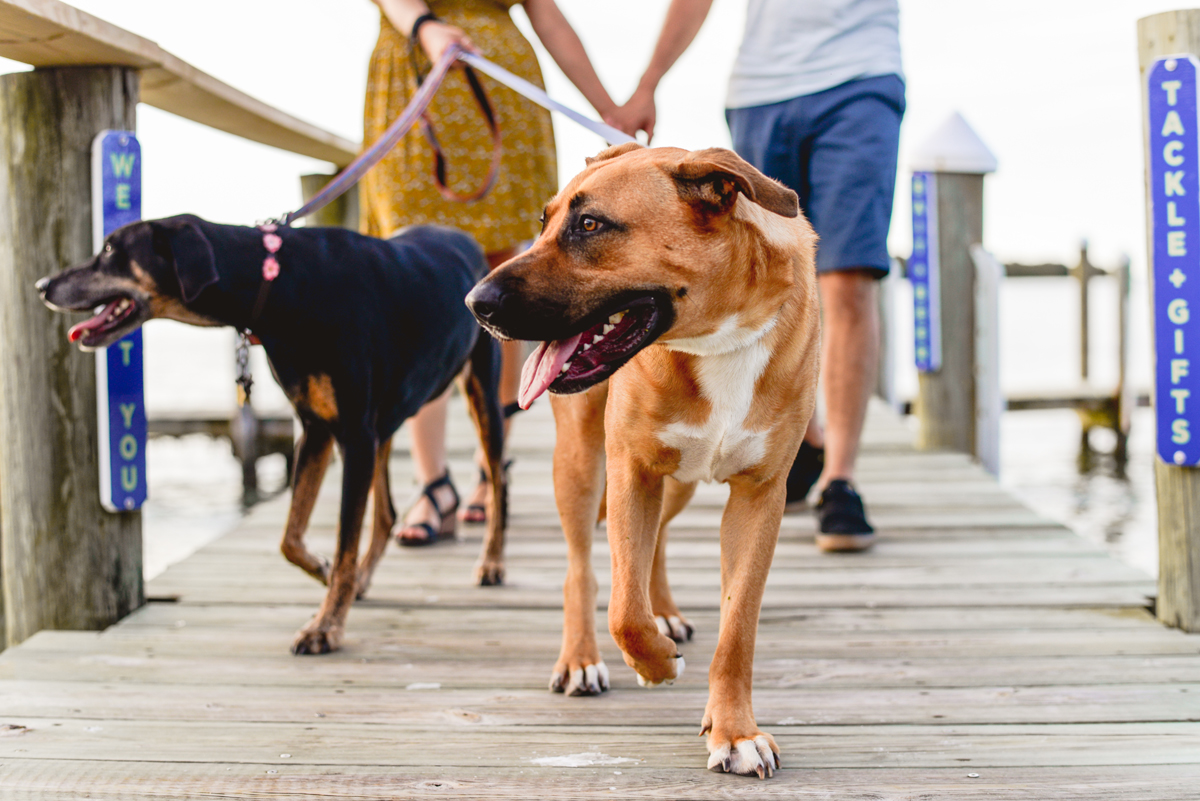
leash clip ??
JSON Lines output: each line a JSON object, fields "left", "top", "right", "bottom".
{"left": 235, "top": 329, "right": 254, "bottom": 406}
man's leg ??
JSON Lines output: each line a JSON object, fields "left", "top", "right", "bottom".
{"left": 810, "top": 269, "right": 880, "bottom": 550}
{"left": 818, "top": 269, "right": 879, "bottom": 485}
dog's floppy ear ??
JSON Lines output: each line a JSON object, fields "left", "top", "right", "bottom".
{"left": 156, "top": 215, "right": 218, "bottom": 302}
{"left": 669, "top": 147, "right": 799, "bottom": 218}
{"left": 585, "top": 141, "right": 643, "bottom": 167}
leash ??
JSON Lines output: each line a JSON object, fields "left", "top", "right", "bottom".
{"left": 457, "top": 52, "right": 635, "bottom": 147}
{"left": 236, "top": 47, "right": 634, "bottom": 402}
{"left": 281, "top": 44, "right": 467, "bottom": 227}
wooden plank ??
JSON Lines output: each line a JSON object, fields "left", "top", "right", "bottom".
{"left": 1, "top": 719, "right": 1198, "bottom": 768}
{"left": 3, "top": 761, "right": 1200, "bottom": 801}
{"left": 7, "top": 650, "right": 1200, "bottom": 691}
{"left": 0, "top": 0, "right": 358, "bottom": 165}
{"left": 2, "top": 680, "right": 1199, "bottom": 727}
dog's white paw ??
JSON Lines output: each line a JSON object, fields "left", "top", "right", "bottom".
{"left": 707, "top": 736, "right": 779, "bottom": 779}
{"left": 655, "top": 614, "right": 694, "bottom": 643}
{"left": 636, "top": 655, "right": 684, "bottom": 687}
{"left": 550, "top": 661, "right": 609, "bottom": 696}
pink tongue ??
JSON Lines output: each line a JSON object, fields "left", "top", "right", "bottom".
{"left": 68, "top": 300, "right": 121, "bottom": 343}
{"left": 518, "top": 333, "right": 582, "bottom": 409}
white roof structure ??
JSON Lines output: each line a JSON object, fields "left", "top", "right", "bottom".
{"left": 909, "top": 111, "right": 998, "bottom": 174}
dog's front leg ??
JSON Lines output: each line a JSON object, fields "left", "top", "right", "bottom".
{"left": 701, "top": 472, "right": 785, "bottom": 779}
{"left": 292, "top": 430, "right": 376, "bottom": 655}
{"left": 606, "top": 451, "right": 682, "bottom": 688}
{"left": 549, "top": 385, "right": 609, "bottom": 696}
{"left": 280, "top": 421, "right": 335, "bottom": 584}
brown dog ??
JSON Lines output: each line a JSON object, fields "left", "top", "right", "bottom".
{"left": 467, "top": 144, "right": 820, "bottom": 778}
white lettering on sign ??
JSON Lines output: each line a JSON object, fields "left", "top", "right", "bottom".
{"left": 1166, "top": 171, "right": 1187, "bottom": 196}
{"left": 1173, "top": 358, "right": 1191, "bottom": 384}
{"left": 1169, "top": 230, "right": 1188, "bottom": 256}
{"left": 1170, "top": 201, "right": 1187, "bottom": 226}
{"left": 1164, "top": 109, "right": 1187, "bottom": 137}
{"left": 119, "top": 434, "right": 138, "bottom": 460}
{"left": 121, "top": 466, "right": 138, "bottom": 492}
{"left": 1174, "top": 418, "right": 1191, "bottom": 444}
{"left": 1169, "top": 298, "right": 1191, "bottom": 324}
{"left": 1166, "top": 140, "right": 1186, "bottom": 166}
{"left": 1178, "top": 329, "right": 1186, "bottom": 355}
{"left": 119, "top": 402, "right": 136, "bottom": 429}
{"left": 1172, "top": 388, "right": 1192, "bottom": 413}
{"left": 118, "top": 339, "right": 133, "bottom": 366}
{"left": 1164, "top": 80, "right": 1183, "bottom": 105}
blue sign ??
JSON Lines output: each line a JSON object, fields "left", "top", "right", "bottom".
{"left": 910, "top": 171, "right": 942, "bottom": 372}
{"left": 1148, "top": 57, "right": 1200, "bottom": 466}
{"left": 92, "top": 130, "right": 147, "bottom": 510}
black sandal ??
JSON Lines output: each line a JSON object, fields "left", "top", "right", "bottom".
{"left": 460, "top": 459, "right": 512, "bottom": 524}
{"left": 397, "top": 470, "right": 459, "bottom": 547}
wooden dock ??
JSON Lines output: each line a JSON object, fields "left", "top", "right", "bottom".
{"left": 2, "top": 399, "right": 1198, "bottom": 799}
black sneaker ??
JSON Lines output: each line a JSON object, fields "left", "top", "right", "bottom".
{"left": 814, "top": 479, "right": 875, "bottom": 552}
{"left": 784, "top": 442, "right": 825, "bottom": 511}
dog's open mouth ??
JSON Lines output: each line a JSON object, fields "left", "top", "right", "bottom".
{"left": 68, "top": 295, "right": 142, "bottom": 348}
{"left": 518, "top": 296, "right": 667, "bottom": 407}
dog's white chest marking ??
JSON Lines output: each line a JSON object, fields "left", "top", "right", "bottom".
{"left": 659, "top": 316, "right": 776, "bottom": 484}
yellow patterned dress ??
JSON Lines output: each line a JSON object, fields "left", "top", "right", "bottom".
{"left": 361, "top": 0, "right": 557, "bottom": 253}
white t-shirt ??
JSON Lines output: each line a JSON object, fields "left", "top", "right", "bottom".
{"left": 725, "top": 0, "right": 904, "bottom": 109}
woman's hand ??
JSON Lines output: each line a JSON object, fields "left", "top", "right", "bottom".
{"left": 416, "top": 19, "right": 479, "bottom": 65}
{"left": 371, "top": 0, "right": 479, "bottom": 64}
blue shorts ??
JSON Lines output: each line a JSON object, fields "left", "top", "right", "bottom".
{"left": 726, "top": 74, "right": 905, "bottom": 277}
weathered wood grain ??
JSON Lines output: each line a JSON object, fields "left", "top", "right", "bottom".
{"left": 1138, "top": 11, "right": 1200, "bottom": 633}
{"left": 0, "top": 66, "right": 143, "bottom": 648}
{"left": 0, "top": 398, "right": 1195, "bottom": 796}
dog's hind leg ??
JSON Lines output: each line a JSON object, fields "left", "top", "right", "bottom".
{"left": 549, "top": 382, "right": 610, "bottom": 696}
{"left": 651, "top": 477, "right": 697, "bottom": 643}
{"left": 355, "top": 435, "right": 395, "bottom": 599}
{"left": 280, "top": 421, "right": 335, "bottom": 584}
{"left": 292, "top": 428, "right": 376, "bottom": 655}
{"left": 463, "top": 335, "right": 508, "bottom": 586}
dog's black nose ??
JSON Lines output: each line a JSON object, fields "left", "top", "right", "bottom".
{"left": 34, "top": 276, "right": 50, "bottom": 296}
{"left": 466, "top": 281, "right": 504, "bottom": 322}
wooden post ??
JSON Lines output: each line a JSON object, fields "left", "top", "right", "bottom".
{"left": 915, "top": 173, "right": 986, "bottom": 454}
{"left": 910, "top": 113, "right": 997, "bottom": 456}
{"left": 0, "top": 67, "right": 143, "bottom": 647}
{"left": 1115, "top": 255, "right": 1132, "bottom": 468}
{"left": 1140, "top": 11, "right": 1200, "bottom": 631}
{"left": 299, "top": 174, "right": 360, "bottom": 231}
{"left": 1075, "top": 241, "right": 1092, "bottom": 382}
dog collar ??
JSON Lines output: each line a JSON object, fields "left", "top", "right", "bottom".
{"left": 250, "top": 222, "right": 283, "bottom": 325}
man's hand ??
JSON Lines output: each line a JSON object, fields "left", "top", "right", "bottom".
{"left": 605, "top": 87, "right": 657, "bottom": 143}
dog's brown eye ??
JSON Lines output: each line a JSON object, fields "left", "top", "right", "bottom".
{"left": 103, "top": 243, "right": 113, "bottom": 254}
{"left": 580, "top": 216, "right": 599, "bottom": 233}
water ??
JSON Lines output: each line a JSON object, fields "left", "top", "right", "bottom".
{"left": 138, "top": 278, "right": 1161, "bottom": 581}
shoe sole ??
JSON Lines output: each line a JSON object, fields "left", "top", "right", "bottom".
{"left": 815, "top": 532, "right": 876, "bottom": 553}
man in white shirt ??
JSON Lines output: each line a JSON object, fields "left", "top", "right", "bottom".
{"left": 608, "top": 0, "right": 905, "bottom": 551}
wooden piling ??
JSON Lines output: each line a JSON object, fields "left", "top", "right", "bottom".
{"left": 916, "top": 172, "right": 985, "bottom": 454}
{"left": 0, "top": 67, "right": 143, "bottom": 647}
{"left": 1140, "top": 10, "right": 1200, "bottom": 631}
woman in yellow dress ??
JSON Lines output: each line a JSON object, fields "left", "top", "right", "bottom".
{"left": 366, "top": 0, "right": 622, "bottom": 543}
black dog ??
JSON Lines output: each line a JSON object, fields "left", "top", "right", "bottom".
{"left": 38, "top": 214, "right": 508, "bottom": 655}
